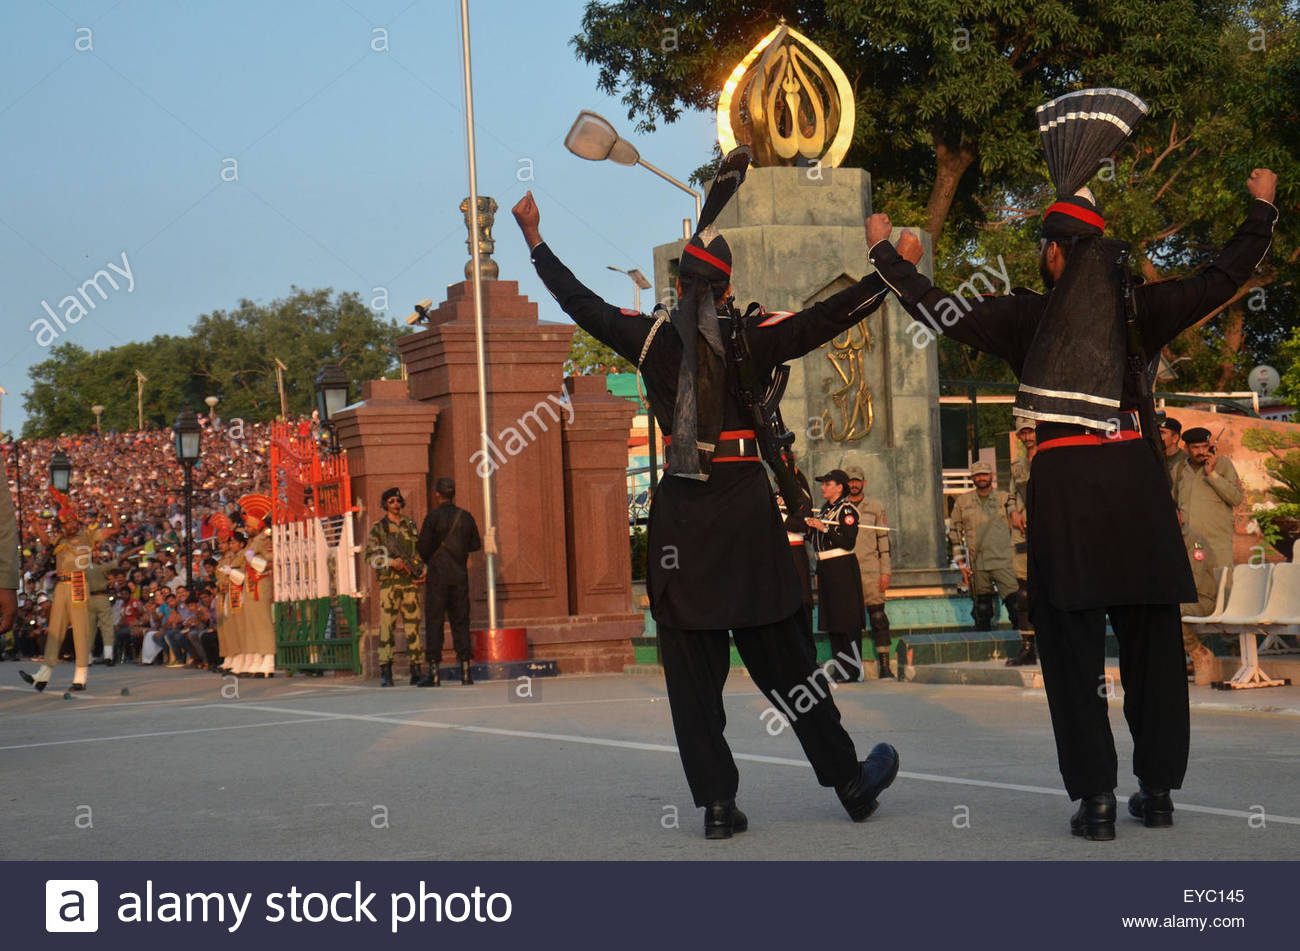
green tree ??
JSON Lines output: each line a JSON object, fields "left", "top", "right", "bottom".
{"left": 21, "top": 288, "right": 403, "bottom": 437}
{"left": 1276, "top": 324, "right": 1300, "bottom": 412}
{"left": 574, "top": 0, "right": 1235, "bottom": 240}
{"left": 566, "top": 328, "right": 635, "bottom": 375}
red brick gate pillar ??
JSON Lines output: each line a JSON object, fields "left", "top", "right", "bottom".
{"left": 334, "top": 379, "right": 441, "bottom": 675}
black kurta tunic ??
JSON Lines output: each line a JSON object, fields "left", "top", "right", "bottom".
{"left": 868, "top": 200, "right": 1278, "bottom": 611}
{"left": 530, "top": 241, "right": 889, "bottom": 630}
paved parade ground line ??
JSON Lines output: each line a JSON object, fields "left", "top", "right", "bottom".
{"left": 2, "top": 668, "right": 1297, "bottom": 861}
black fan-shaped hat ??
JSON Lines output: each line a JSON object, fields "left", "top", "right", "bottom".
{"left": 1036, "top": 88, "right": 1148, "bottom": 197}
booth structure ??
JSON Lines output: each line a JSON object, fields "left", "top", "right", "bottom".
{"left": 270, "top": 419, "right": 363, "bottom": 674}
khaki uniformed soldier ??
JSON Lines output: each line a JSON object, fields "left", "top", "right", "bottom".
{"left": 84, "top": 554, "right": 115, "bottom": 665}
{"left": 1158, "top": 415, "right": 1187, "bottom": 486}
{"left": 240, "top": 503, "right": 277, "bottom": 678}
{"left": 215, "top": 530, "right": 249, "bottom": 674}
{"left": 949, "top": 461, "right": 1018, "bottom": 631}
{"left": 844, "top": 465, "right": 894, "bottom": 678}
{"left": 1179, "top": 529, "right": 1222, "bottom": 686}
{"left": 1005, "top": 419, "right": 1038, "bottom": 665}
{"left": 366, "top": 487, "right": 426, "bottom": 687}
{"left": 1174, "top": 427, "right": 1243, "bottom": 571}
{"left": 20, "top": 495, "right": 119, "bottom": 692}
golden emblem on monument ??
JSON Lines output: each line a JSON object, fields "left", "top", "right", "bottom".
{"left": 820, "top": 322, "right": 874, "bottom": 441}
{"left": 717, "top": 22, "right": 855, "bottom": 168}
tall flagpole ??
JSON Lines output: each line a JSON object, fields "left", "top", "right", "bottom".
{"left": 459, "top": 0, "right": 498, "bottom": 630}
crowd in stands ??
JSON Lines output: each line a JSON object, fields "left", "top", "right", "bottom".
{"left": 1, "top": 413, "right": 291, "bottom": 669}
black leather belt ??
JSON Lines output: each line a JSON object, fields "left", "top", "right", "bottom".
{"left": 663, "top": 429, "right": 760, "bottom": 462}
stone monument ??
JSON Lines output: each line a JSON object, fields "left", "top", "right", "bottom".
{"left": 653, "top": 23, "right": 948, "bottom": 585}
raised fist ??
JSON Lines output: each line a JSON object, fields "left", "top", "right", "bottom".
{"left": 1246, "top": 168, "right": 1277, "bottom": 205}
{"left": 866, "top": 212, "right": 894, "bottom": 248}
{"left": 512, "top": 191, "right": 540, "bottom": 231}
{"left": 897, "top": 231, "right": 924, "bottom": 265}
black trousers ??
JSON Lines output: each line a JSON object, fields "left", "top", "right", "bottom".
{"left": 425, "top": 581, "right": 472, "bottom": 662}
{"left": 657, "top": 614, "right": 861, "bottom": 807}
{"left": 1033, "top": 599, "right": 1189, "bottom": 800}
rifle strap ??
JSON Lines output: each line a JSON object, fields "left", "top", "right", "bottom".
{"left": 635, "top": 307, "right": 671, "bottom": 411}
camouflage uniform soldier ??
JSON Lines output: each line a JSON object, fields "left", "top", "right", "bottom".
{"left": 949, "top": 461, "right": 1019, "bottom": 631}
{"left": 366, "top": 487, "right": 425, "bottom": 687}
{"left": 1005, "top": 419, "right": 1038, "bottom": 665}
{"left": 844, "top": 465, "right": 894, "bottom": 678}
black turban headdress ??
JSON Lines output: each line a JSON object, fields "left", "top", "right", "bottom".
{"left": 664, "top": 145, "right": 751, "bottom": 480}
{"left": 1015, "top": 88, "right": 1150, "bottom": 431}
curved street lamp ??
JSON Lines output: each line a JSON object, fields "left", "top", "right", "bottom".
{"left": 565, "top": 110, "right": 702, "bottom": 235}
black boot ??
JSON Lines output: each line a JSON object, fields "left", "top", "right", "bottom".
{"left": 408, "top": 663, "right": 423, "bottom": 686}
{"left": 1069, "top": 792, "right": 1117, "bottom": 841}
{"left": 379, "top": 664, "right": 394, "bottom": 688}
{"left": 836, "top": 743, "right": 900, "bottom": 821}
{"left": 876, "top": 652, "right": 894, "bottom": 680}
{"left": 1127, "top": 784, "right": 1174, "bottom": 828}
{"left": 460, "top": 660, "right": 474, "bottom": 685}
{"left": 417, "top": 665, "right": 440, "bottom": 687}
{"left": 1006, "top": 634, "right": 1037, "bottom": 666}
{"left": 1002, "top": 594, "right": 1020, "bottom": 631}
{"left": 703, "top": 800, "right": 749, "bottom": 840}
{"left": 972, "top": 595, "right": 994, "bottom": 631}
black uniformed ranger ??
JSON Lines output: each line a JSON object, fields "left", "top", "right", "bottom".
{"left": 512, "top": 181, "right": 905, "bottom": 839}
{"left": 416, "top": 477, "right": 481, "bottom": 686}
{"left": 807, "top": 469, "right": 867, "bottom": 682}
{"left": 867, "top": 163, "right": 1278, "bottom": 840}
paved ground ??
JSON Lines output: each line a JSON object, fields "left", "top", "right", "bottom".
{"left": 2, "top": 663, "right": 1297, "bottom": 861}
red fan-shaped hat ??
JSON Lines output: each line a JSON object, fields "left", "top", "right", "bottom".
{"left": 209, "top": 511, "right": 235, "bottom": 541}
{"left": 237, "top": 493, "right": 272, "bottom": 528}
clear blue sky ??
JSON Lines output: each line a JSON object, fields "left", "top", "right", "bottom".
{"left": 0, "top": 0, "right": 718, "bottom": 433}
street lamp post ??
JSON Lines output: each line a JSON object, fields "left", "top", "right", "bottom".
{"left": 173, "top": 409, "right": 201, "bottom": 586}
{"left": 565, "top": 110, "right": 703, "bottom": 237}
{"left": 314, "top": 365, "right": 350, "bottom": 453}
{"left": 50, "top": 450, "right": 72, "bottom": 493}
{"left": 91, "top": 404, "right": 104, "bottom": 434}
{"left": 606, "top": 265, "right": 659, "bottom": 494}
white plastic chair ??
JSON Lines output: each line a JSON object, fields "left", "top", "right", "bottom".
{"left": 1181, "top": 567, "right": 1229, "bottom": 628}
{"left": 1257, "top": 562, "right": 1300, "bottom": 655}
{"left": 1183, "top": 564, "right": 1265, "bottom": 633}
{"left": 1212, "top": 564, "right": 1287, "bottom": 689}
